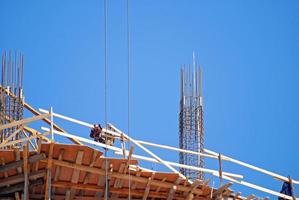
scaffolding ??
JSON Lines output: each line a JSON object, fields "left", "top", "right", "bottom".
{"left": 179, "top": 55, "right": 204, "bottom": 181}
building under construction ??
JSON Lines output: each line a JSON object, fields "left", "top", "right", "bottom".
{"left": 0, "top": 51, "right": 298, "bottom": 200}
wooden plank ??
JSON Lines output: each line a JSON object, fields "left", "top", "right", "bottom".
{"left": 0, "top": 84, "right": 82, "bottom": 145}
{"left": 24, "top": 126, "right": 51, "bottom": 143}
{"left": 185, "top": 179, "right": 202, "bottom": 198}
{"left": 212, "top": 182, "right": 233, "bottom": 198}
{"left": 0, "top": 178, "right": 43, "bottom": 195}
{"left": 14, "top": 192, "right": 20, "bottom": 200}
{"left": 167, "top": 177, "right": 182, "bottom": 200}
{"left": 0, "top": 114, "right": 49, "bottom": 131}
{"left": 151, "top": 177, "right": 167, "bottom": 200}
{"left": 0, "top": 153, "right": 46, "bottom": 173}
{"left": 95, "top": 159, "right": 110, "bottom": 198}
{"left": 143, "top": 173, "right": 155, "bottom": 200}
{"left": 23, "top": 144, "right": 29, "bottom": 200}
{"left": 52, "top": 149, "right": 64, "bottom": 194}
{"left": 131, "top": 168, "right": 142, "bottom": 190}
{"left": 0, "top": 158, "right": 9, "bottom": 179}
{"left": 51, "top": 181, "right": 186, "bottom": 200}
{"left": 14, "top": 148, "right": 22, "bottom": 174}
{"left": 0, "top": 170, "right": 46, "bottom": 187}
{"left": 113, "top": 145, "right": 135, "bottom": 197}
{"left": 246, "top": 194, "right": 256, "bottom": 200}
{"left": 1, "top": 125, "right": 23, "bottom": 145}
{"left": 79, "top": 150, "right": 99, "bottom": 196}
{"left": 65, "top": 150, "right": 84, "bottom": 200}
{"left": 44, "top": 142, "right": 54, "bottom": 200}
{"left": 48, "top": 158, "right": 203, "bottom": 195}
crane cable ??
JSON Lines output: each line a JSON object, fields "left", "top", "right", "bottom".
{"left": 127, "top": 0, "right": 132, "bottom": 199}
{"left": 104, "top": 0, "right": 109, "bottom": 199}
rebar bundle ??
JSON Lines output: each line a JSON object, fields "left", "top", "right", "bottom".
{"left": 0, "top": 50, "right": 24, "bottom": 148}
{"left": 179, "top": 61, "right": 204, "bottom": 181}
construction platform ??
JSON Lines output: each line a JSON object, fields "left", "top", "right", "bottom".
{"left": 0, "top": 84, "right": 298, "bottom": 200}
{"left": 0, "top": 143, "right": 217, "bottom": 200}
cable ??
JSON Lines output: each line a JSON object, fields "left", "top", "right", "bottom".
{"left": 127, "top": 0, "right": 131, "bottom": 199}
{"left": 104, "top": 0, "right": 109, "bottom": 199}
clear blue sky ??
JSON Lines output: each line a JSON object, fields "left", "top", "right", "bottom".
{"left": 1, "top": 0, "right": 299, "bottom": 198}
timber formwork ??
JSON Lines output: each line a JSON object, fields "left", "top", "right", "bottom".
{"left": 0, "top": 143, "right": 218, "bottom": 200}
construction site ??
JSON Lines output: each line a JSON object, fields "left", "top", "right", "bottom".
{"left": 0, "top": 1, "right": 298, "bottom": 200}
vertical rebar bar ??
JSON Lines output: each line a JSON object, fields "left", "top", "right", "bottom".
{"left": 179, "top": 54, "right": 204, "bottom": 181}
{"left": 0, "top": 50, "right": 24, "bottom": 148}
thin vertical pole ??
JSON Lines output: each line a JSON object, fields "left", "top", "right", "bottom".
{"left": 50, "top": 107, "right": 54, "bottom": 141}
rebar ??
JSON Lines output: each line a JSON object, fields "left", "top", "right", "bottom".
{"left": 0, "top": 50, "right": 24, "bottom": 148}
{"left": 179, "top": 57, "right": 204, "bottom": 181}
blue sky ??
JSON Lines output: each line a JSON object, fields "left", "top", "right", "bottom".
{"left": 1, "top": 0, "right": 299, "bottom": 198}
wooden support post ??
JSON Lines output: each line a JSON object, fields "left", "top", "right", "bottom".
{"left": 15, "top": 192, "right": 20, "bottom": 200}
{"left": 79, "top": 150, "right": 99, "bottom": 196}
{"left": 115, "top": 145, "right": 135, "bottom": 192}
{"left": 95, "top": 160, "right": 110, "bottom": 198}
{"left": 65, "top": 151, "right": 84, "bottom": 200}
{"left": 44, "top": 142, "right": 54, "bottom": 200}
{"left": 52, "top": 149, "right": 64, "bottom": 194}
{"left": 23, "top": 144, "right": 29, "bottom": 200}
{"left": 218, "top": 153, "right": 223, "bottom": 186}
{"left": 131, "top": 168, "right": 142, "bottom": 190}
{"left": 143, "top": 173, "right": 155, "bottom": 200}
{"left": 167, "top": 177, "right": 182, "bottom": 200}
{"left": 14, "top": 148, "right": 22, "bottom": 174}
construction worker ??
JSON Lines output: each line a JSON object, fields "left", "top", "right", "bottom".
{"left": 90, "top": 124, "right": 105, "bottom": 144}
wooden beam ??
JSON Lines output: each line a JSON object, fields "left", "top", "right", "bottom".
{"left": 79, "top": 150, "right": 99, "bottom": 196}
{"left": 0, "top": 178, "right": 43, "bottom": 195}
{"left": 151, "top": 177, "right": 167, "bottom": 200}
{"left": 167, "top": 177, "right": 182, "bottom": 200}
{"left": 131, "top": 168, "right": 142, "bottom": 190}
{"left": 108, "top": 124, "right": 189, "bottom": 182}
{"left": 115, "top": 151, "right": 243, "bottom": 179}
{"left": 47, "top": 158, "right": 203, "bottom": 195}
{"left": 0, "top": 85, "right": 82, "bottom": 145}
{"left": 143, "top": 173, "right": 155, "bottom": 200}
{"left": 95, "top": 160, "right": 110, "bottom": 198}
{"left": 0, "top": 153, "right": 46, "bottom": 173}
{"left": 0, "top": 125, "right": 23, "bottom": 145}
{"left": 212, "top": 182, "right": 233, "bottom": 198}
{"left": 24, "top": 126, "right": 51, "bottom": 143}
{"left": 23, "top": 144, "right": 29, "bottom": 200}
{"left": 0, "top": 114, "right": 49, "bottom": 131}
{"left": 185, "top": 179, "right": 202, "bottom": 198}
{"left": 44, "top": 142, "right": 54, "bottom": 200}
{"left": 52, "top": 149, "right": 64, "bottom": 194}
{"left": 51, "top": 181, "right": 186, "bottom": 200}
{"left": 0, "top": 170, "right": 46, "bottom": 187}
{"left": 65, "top": 150, "right": 84, "bottom": 200}
{"left": 204, "top": 148, "right": 299, "bottom": 185}
{"left": 222, "top": 174, "right": 294, "bottom": 200}
{"left": 246, "top": 194, "right": 256, "bottom": 200}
